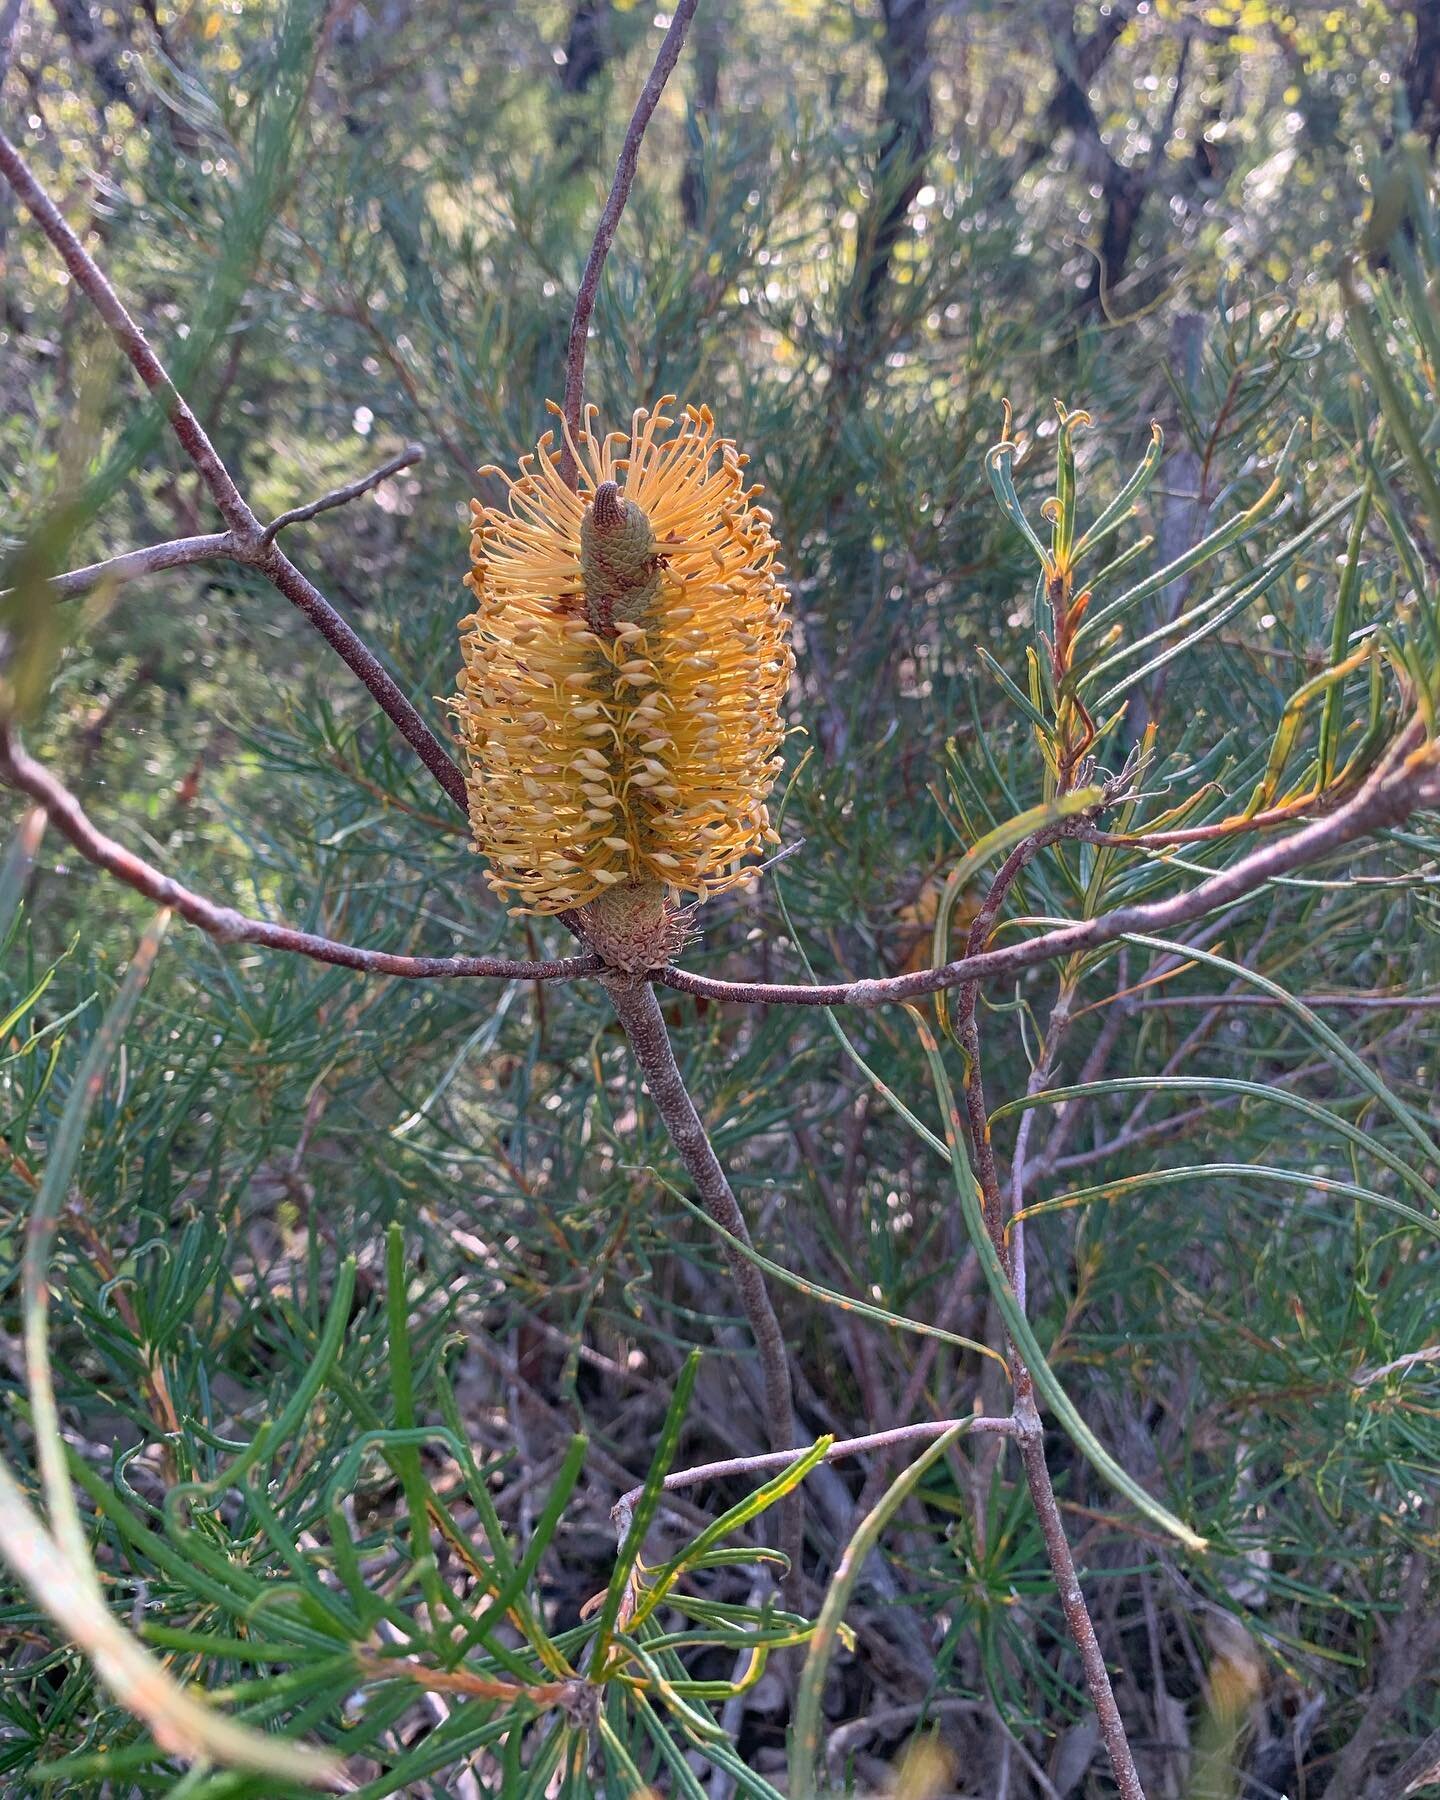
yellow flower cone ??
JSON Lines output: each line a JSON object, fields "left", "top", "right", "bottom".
{"left": 455, "top": 398, "right": 793, "bottom": 968}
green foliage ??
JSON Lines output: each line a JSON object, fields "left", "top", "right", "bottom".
{"left": 4, "top": 1, "right": 1440, "bottom": 1794}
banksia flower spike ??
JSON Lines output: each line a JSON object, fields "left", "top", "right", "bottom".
{"left": 455, "top": 399, "right": 794, "bottom": 971}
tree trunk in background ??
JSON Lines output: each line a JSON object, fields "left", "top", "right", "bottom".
{"left": 1404, "top": 0, "right": 1440, "bottom": 149}
{"left": 52, "top": 0, "right": 136, "bottom": 114}
{"left": 851, "top": 0, "right": 933, "bottom": 335}
{"left": 1087, "top": 159, "right": 1147, "bottom": 311}
{"left": 554, "top": 0, "right": 612, "bottom": 169}
{"left": 997, "top": 0, "right": 1132, "bottom": 192}
{"left": 560, "top": 0, "right": 610, "bottom": 100}
{"left": 1065, "top": 15, "right": 1191, "bottom": 314}
{"left": 680, "top": 0, "right": 725, "bottom": 230}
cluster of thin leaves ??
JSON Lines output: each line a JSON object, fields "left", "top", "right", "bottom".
{"left": 3, "top": 3, "right": 1440, "bottom": 1795}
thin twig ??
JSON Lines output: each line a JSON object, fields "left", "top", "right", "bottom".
{"left": 1351, "top": 1345, "right": 1440, "bottom": 1389}
{"left": 43, "top": 533, "right": 236, "bottom": 602}
{"left": 0, "top": 728, "right": 595, "bottom": 985}
{"left": 0, "top": 131, "right": 468, "bottom": 815}
{"left": 39, "top": 446, "right": 428, "bottom": 600}
{"left": 1008, "top": 982, "right": 1077, "bottom": 1317}
{"left": 1012, "top": 1402, "right": 1144, "bottom": 1800}
{"left": 951, "top": 820, "right": 1080, "bottom": 1245}
{"left": 613, "top": 1414, "right": 1018, "bottom": 1518}
{"left": 261, "top": 443, "right": 425, "bottom": 542}
{"left": 943, "top": 833, "right": 1147, "bottom": 1794}
{"left": 557, "top": 0, "right": 703, "bottom": 487}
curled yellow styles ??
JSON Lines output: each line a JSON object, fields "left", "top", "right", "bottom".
{"left": 456, "top": 399, "right": 793, "bottom": 966}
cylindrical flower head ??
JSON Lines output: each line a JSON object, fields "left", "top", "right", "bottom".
{"left": 455, "top": 399, "right": 794, "bottom": 918}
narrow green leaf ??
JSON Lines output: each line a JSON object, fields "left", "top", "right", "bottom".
{"left": 629, "top": 1434, "right": 833, "bottom": 1628}
{"left": 790, "top": 1423, "right": 968, "bottom": 1799}
{"left": 385, "top": 1223, "right": 446, "bottom": 1619}
{"left": 166, "top": 1257, "right": 357, "bottom": 1518}
{"left": 1017, "top": 1163, "right": 1440, "bottom": 1242}
{"left": 25, "top": 910, "right": 170, "bottom": 1586}
{"left": 1119, "top": 933, "right": 1440, "bottom": 1179}
{"left": 1071, "top": 421, "right": 1164, "bottom": 563}
{"left": 1077, "top": 423, "right": 1303, "bottom": 641}
{"left": 653, "top": 1171, "right": 1004, "bottom": 1368}
{"left": 990, "top": 1075, "right": 1439, "bottom": 1215}
{"left": 0, "top": 961, "right": 60, "bottom": 1045}
{"left": 986, "top": 439, "right": 1054, "bottom": 573}
{"left": 593, "top": 1350, "right": 701, "bottom": 1663}
{"left": 1319, "top": 478, "right": 1375, "bottom": 783}
{"left": 914, "top": 1016, "right": 1208, "bottom": 1552}
{"left": 598, "top": 1714, "right": 656, "bottom": 1794}
{"left": 771, "top": 874, "right": 951, "bottom": 1158}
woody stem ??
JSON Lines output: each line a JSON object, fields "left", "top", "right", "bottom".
{"left": 603, "top": 977, "right": 803, "bottom": 1596}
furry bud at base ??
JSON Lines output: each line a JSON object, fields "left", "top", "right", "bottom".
{"left": 578, "top": 879, "right": 690, "bottom": 975}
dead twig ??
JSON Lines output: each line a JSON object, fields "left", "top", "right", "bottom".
{"left": 613, "top": 1414, "right": 1018, "bottom": 1520}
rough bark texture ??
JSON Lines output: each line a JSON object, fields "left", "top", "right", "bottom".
{"left": 602, "top": 978, "right": 803, "bottom": 1590}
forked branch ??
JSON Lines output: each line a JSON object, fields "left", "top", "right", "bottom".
{"left": 42, "top": 445, "right": 428, "bottom": 602}
{"left": 0, "top": 131, "right": 467, "bottom": 816}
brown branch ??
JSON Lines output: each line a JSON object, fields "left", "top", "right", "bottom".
{"left": 1004, "top": 991, "right": 1146, "bottom": 1792}
{"left": 557, "top": 0, "right": 702, "bottom": 486}
{"left": 1085, "top": 787, "right": 1345, "bottom": 846}
{"left": 656, "top": 725, "right": 1440, "bottom": 1007}
{"left": 39, "top": 444, "right": 425, "bottom": 601}
{"left": 44, "top": 533, "right": 236, "bottom": 602}
{"left": 0, "top": 130, "right": 468, "bottom": 816}
{"left": 260, "top": 443, "right": 424, "bottom": 542}
{"left": 602, "top": 976, "right": 801, "bottom": 1588}
{"left": 613, "top": 1414, "right": 1018, "bottom": 1520}
{"left": 354, "top": 1654, "right": 578, "bottom": 1711}
{"left": 943, "top": 845, "right": 1146, "bottom": 1796}
{"left": 248, "top": 540, "right": 468, "bottom": 812}
{"left": 0, "top": 728, "right": 596, "bottom": 986}
{"left": 950, "top": 820, "right": 1080, "bottom": 1245}
{"left": 1013, "top": 1402, "right": 1144, "bottom": 1800}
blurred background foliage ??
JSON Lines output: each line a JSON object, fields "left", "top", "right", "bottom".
{"left": 3, "top": 0, "right": 1440, "bottom": 1793}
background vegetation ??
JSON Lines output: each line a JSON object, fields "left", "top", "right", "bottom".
{"left": 2, "top": 0, "right": 1440, "bottom": 1794}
